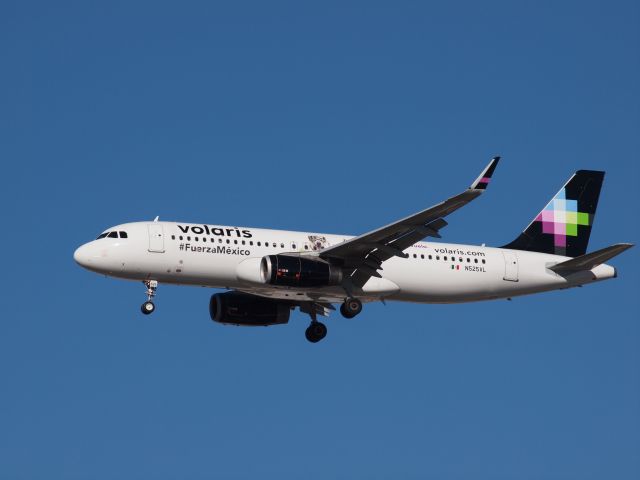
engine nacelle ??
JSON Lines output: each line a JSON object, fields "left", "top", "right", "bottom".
{"left": 261, "top": 255, "right": 342, "bottom": 288}
{"left": 209, "top": 292, "right": 290, "bottom": 326}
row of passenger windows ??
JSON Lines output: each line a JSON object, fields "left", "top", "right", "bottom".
{"left": 169, "top": 234, "right": 486, "bottom": 263}
{"left": 171, "top": 235, "right": 306, "bottom": 249}
{"left": 97, "top": 231, "right": 128, "bottom": 239}
{"left": 408, "top": 252, "right": 486, "bottom": 264}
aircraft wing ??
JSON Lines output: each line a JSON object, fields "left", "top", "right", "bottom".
{"left": 318, "top": 157, "right": 500, "bottom": 290}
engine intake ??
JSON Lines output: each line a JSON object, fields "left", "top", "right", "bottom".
{"left": 261, "top": 255, "right": 342, "bottom": 288}
{"left": 209, "top": 292, "right": 290, "bottom": 326}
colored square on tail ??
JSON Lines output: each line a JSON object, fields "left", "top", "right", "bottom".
{"left": 541, "top": 210, "right": 554, "bottom": 222}
{"left": 566, "top": 211, "right": 578, "bottom": 224}
{"left": 577, "top": 212, "right": 590, "bottom": 225}
{"left": 554, "top": 210, "right": 567, "bottom": 223}
{"left": 553, "top": 199, "right": 567, "bottom": 211}
{"left": 566, "top": 222, "right": 578, "bottom": 236}
{"left": 542, "top": 221, "right": 555, "bottom": 234}
{"left": 554, "top": 234, "right": 567, "bottom": 247}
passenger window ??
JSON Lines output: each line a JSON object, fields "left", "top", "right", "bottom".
{"left": 195, "top": 237, "right": 199, "bottom": 242}
{"left": 219, "top": 238, "right": 223, "bottom": 243}
{"left": 273, "top": 243, "right": 277, "bottom": 247}
{"left": 421, "top": 254, "right": 424, "bottom": 259}
{"left": 179, "top": 236, "right": 183, "bottom": 241}
{"left": 226, "top": 239, "right": 230, "bottom": 244}
{"left": 171, "top": 235, "right": 175, "bottom": 240}
{"left": 108, "top": 232, "right": 118, "bottom": 238}
{"left": 242, "top": 240, "right": 245, "bottom": 245}
{"left": 467, "top": 258, "right": 470, "bottom": 263}
{"left": 304, "top": 245, "right": 309, "bottom": 250}
{"left": 474, "top": 259, "right": 478, "bottom": 263}
{"left": 428, "top": 255, "right": 432, "bottom": 260}
{"left": 436, "top": 256, "right": 440, "bottom": 260}
{"left": 250, "top": 241, "right": 253, "bottom": 246}
{"left": 482, "top": 259, "right": 486, "bottom": 264}
{"left": 280, "top": 243, "right": 284, "bottom": 248}
{"left": 234, "top": 240, "right": 238, "bottom": 244}
{"left": 119, "top": 231, "right": 128, "bottom": 238}
{"left": 292, "top": 244, "right": 297, "bottom": 249}
{"left": 187, "top": 236, "right": 191, "bottom": 241}
{"left": 257, "top": 242, "right": 261, "bottom": 246}
{"left": 444, "top": 256, "right": 447, "bottom": 261}
{"left": 459, "top": 257, "right": 462, "bottom": 262}
{"left": 413, "top": 254, "right": 417, "bottom": 258}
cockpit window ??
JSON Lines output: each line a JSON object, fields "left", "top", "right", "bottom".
{"left": 107, "top": 232, "right": 118, "bottom": 238}
{"left": 119, "top": 231, "right": 128, "bottom": 238}
{"left": 96, "top": 233, "right": 108, "bottom": 239}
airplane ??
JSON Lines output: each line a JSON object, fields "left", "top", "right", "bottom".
{"left": 73, "top": 158, "right": 633, "bottom": 343}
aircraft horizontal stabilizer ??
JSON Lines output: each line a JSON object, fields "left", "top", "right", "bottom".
{"left": 549, "top": 243, "right": 634, "bottom": 274}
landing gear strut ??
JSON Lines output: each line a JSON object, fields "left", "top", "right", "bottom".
{"left": 141, "top": 280, "right": 158, "bottom": 315}
{"left": 340, "top": 297, "right": 362, "bottom": 318}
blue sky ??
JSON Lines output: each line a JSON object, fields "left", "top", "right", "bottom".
{"left": 1, "top": 1, "right": 638, "bottom": 478}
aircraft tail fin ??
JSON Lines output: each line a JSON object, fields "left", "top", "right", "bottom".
{"left": 549, "top": 243, "right": 634, "bottom": 274}
{"left": 502, "top": 170, "right": 605, "bottom": 257}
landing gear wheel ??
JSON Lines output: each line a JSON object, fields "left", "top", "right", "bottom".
{"left": 340, "top": 303, "right": 356, "bottom": 319}
{"left": 341, "top": 297, "right": 362, "bottom": 318}
{"left": 141, "top": 280, "right": 158, "bottom": 315}
{"left": 141, "top": 301, "right": 155, "bottom": 315}
{"left": 305, "top": 322, "right": 327, "bottom": 343}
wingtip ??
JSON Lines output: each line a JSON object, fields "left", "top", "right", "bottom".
{"left": 469, "top": 156, "right": 501, "bottom": 190}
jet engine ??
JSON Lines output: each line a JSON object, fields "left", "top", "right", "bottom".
{"left": 260, "top": 255, "right": 342, "bottom": 288}
{"left": 209, "top": 292, "right": 290, "bottom": 326}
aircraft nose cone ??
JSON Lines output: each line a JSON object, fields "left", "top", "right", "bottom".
{"left": 73, "top": 244, "right": 91, "bottom": 268}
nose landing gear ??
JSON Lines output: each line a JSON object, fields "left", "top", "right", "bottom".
{"left": 141, "top": 280, "right": 158, "bottom": 315}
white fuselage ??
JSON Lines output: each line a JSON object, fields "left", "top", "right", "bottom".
{"left": 73, "top": 221, "right": 617, "bottom": 305}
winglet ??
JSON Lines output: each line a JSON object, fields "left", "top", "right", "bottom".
{"left": 469, "top": 156, "right": 500, "bottom": 190}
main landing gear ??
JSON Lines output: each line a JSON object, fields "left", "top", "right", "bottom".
{"left": 303, "top": 297, "right": 363, "bottom": 343}
{"left": 340, "top": 297, "right": 362, "bottom": 319}
{"left": 305, "top": 320, "right": 327, "bottom": 343}
{"left": 302, "top": 304, "right": 328, "bottom": 343}
{"left": 141, "top": 280, "right": 158, "bottom": 315}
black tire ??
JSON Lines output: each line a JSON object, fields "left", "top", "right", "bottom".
{"left": 305, "top": 322, "right": 327, "bottom": 343}
{"left": 141, "top": 301, "right": 155, "bottom": 315}
{"left": 340, "top": 303, "right": 356, "bottom": 319}
{"left": 343, "top": 298, "right": 362, "bottom": 317}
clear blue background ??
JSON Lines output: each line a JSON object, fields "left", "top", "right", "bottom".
{"left": 1, "top": 1, "right": 638, "bottom": 478}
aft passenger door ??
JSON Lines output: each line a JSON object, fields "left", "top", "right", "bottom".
{"left": 148, "top": 224, "right": 165, "bottom": 253}
{"left": 502, "top": 250, "right": 518, "bottom": 282}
